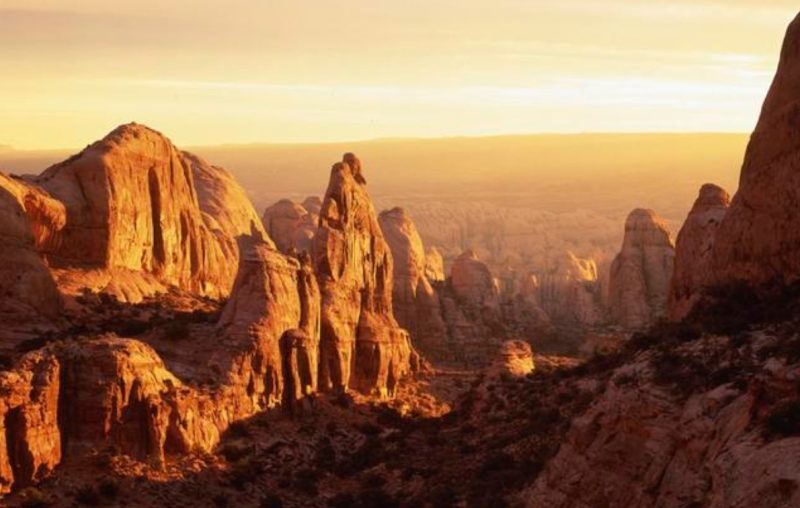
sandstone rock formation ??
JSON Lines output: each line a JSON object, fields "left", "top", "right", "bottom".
{"left": 313, "top": 154, "right": 414, "bottom": 396}
{"left": 425, "top": 247, "right": 445, "bottom": 282}
{"left": 215, "top": 235, "right": 320, "bottom": 409}
{"left": 489, "top": 340, "right": 534, "bottom": 378}
{"left": 520, "top": 336, "right": 800, "bottom": 508}
{"left": 0, "top": 173, "right": 64, "bottom": 320}
{"left": 538, "top": 251, "right": 603, "bottom": 326}
{"left": 668, "top": 184, "right": 730, "bottom": 320}
{"left": 450, "top": 249, "right": 499, "bottom": 308}
{"left": 378, "top": 207, "right": 447, "bottom": 361}
{"left": 186, "top": 151, "right": 269, "bottom": 243}
{"left": 261, "top": 199, "right": 317, "bottom": 254}
{"left": 301, "top": 196, "right": 322, "bottom": 216}
{"left": 30, "top": 123, "right": 263, "bottom": 302}
{"left": 608, "top": 209, "right": 675, "bottom": 329}
{"left": 710, "top": 15, "right": 800, "bottom": 293}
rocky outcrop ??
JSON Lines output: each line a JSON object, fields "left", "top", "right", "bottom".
{"left": 0, "top": 173, "right": 64, "bottom": 320}
{"left": 519, "top": 337, "right": 800, "bottom": 508}
{"left": 215, "top": 236, "right": 320, "bottom": 409}
{"left": 450, "top": 250, "right": 499, "bottom": 308}
{"left": 33, "top": 123, "right": 252, "bottom": 302}
{"left": 668, "top": 184, "right": 730, "bottom": 320}
{"left": 489, "top": 340, "right": 534, "bottom": 378}
{"left": 425, "top": 247, "right": 445, "bottom": 282}
{"left": 185, "top": 151, "right": 269, "bottom": 243}
{"left": 378, "top": 207, "right": 447, "bottom": 360}
{"left": 710, "top": 15, "right": 800, "bottom": 292}
{"left": 608, "top": 209, "right": 675, "bottom": 329}
{"left": 0, "top": 350, "right": 60, "bottom": 492}
{"left": 313, "top": 154, "right": 414, "bottom": 396}
{"left": 261, "top": 199, "right": 317, "bottom": 254}
{"left": 538, "top": 251, "right": 603, "bottom": 326}
{"left": 301, "top": 196, "right": 322, "bottom": 216}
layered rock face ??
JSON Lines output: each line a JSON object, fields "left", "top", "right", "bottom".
{"left": 668, "top": 184, "right": 730, "bottom": 320}
{"left": 34, "top": 123, "right": 248, "bottom": 301}
{"left": 608, "top": 209, "right": 675, "bottom": 328}
{"left": 0, "top": 174, "right": 64, "bottom": 319}
{"left": 0, "top": 338, "right": 185, "bottom": 493}
{"left": 710, "top": 15, "right": 800, "bottom": 291}
{"left": 313, "top": 154, "right": 414, "bottom": 396}
{"left": 261, "top": 199, "right": 318, "bottom": 254}
{"left": 378, "top": 207, "right": 447, "bottom": 360}
{"left": 215, "top": 235, "right": 320, "bottom": 409}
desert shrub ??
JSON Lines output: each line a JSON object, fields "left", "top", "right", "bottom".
{"left": 339, "top": 436, "right": 383, "bottom": 475}
{"left": 332, "top": 392, "right": 354, "bottom": 409}
{"left": 354, "top": 488, "right": 399, "bottom": 508}
{"left": 97, "top": 477, "right": 120, "bottom": 499}
{"left": 212, "top": 493, "right": 229, "bottom": 508}
{"left": 479, "top": 450, "right": 515, "bottom": 474}
{"left": 314, "top": 436, "right": 337, "bottom": 469}
{"left": 359, "top": 473, "right": 386, "bottom": 489}
{"left": 226, "top": 420, "right": 251, "bottom": 438}
{"left": 109, "top": 318, "right": 149, "bottom": 337}
{"left": 357, "top": 422, "right": 382, "bottom": 436}
{"left": 75, "top": 485, "right": 100, "bottom": 506}
{"left": 19, "top": 487, "right": 52, "bottom": 508}
{"left": 15, "top": 336, "right": 50, "bottom": 353}
{"left": 428, "top": 484, "right": 458, "bottom": 507}
{"left": 327, "top": 493, "right": 355, "bottom": 508}
{"left": 230, "top": 456, "right": 264, "bottom": 489}
{"left": 764, "top": 398, "right": 800, "bottom": 438}
{"left": 219, "top": 441, "right": 252, "bottom": 462}
{"left": 162, "top": 319, "right": 190, "bottom": 341}
{"left": 260, "top": 493, "right": 283, "bottom": 508}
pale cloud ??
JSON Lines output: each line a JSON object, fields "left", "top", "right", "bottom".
{"left": 0, "top": 1, "right": 796, "bottom": 148}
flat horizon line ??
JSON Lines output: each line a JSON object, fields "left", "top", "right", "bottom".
{"left": 0, "top": 130, "right": 751, "bottom": 154}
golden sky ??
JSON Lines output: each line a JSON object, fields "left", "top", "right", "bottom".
{"left": 0, "top": 1, "right": 797, "bottom": 149}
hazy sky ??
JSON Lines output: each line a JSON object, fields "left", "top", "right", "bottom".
{"left": 0, "top": 1, "right": 797, "bottom": 149}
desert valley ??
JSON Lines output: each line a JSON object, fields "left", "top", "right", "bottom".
{"left": 2, "top": 3, "right": 800, "bottom": 508}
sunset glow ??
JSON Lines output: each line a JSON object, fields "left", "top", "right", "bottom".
{"left": 0, "top": 0, "right": 796, "bottom": 149}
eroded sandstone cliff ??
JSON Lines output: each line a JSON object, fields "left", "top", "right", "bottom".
{"left": 378, "top": 207, "right": 447, "bottom": 362}
{"left": 33, "top": 124, "right": 253, "bottom": 302}
{"left": 608, "top": 208, "right": 675, "bottom": 329}
{"left": 313, "top": 154, "right": 415, "bottom": 396}
{"left": 709, "top": 15, "right": 800, "bottom": 293}
{"left": 669, "top": 184, "right": 730, "bottom": 320}
{"left": 0, "top": 173, "right": 64, "bottom": 320}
